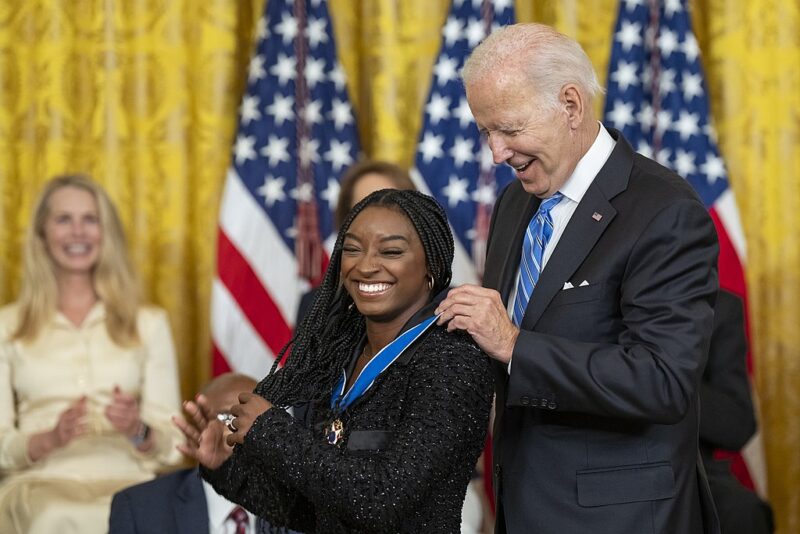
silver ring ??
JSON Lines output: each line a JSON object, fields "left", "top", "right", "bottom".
{"left": 217, "top": 412, "right": 237, "bottom": 432}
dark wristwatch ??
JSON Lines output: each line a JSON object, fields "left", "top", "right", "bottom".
{"left": 129, "top": 421, "right": 151, "bottom": 448}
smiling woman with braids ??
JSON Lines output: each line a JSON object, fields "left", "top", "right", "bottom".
{"left": 175, "top": 190, "right": 493, "bottom": 533}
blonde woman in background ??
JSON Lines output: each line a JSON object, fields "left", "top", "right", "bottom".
{"left": 0, "top": 175, "right": 183, "bottom": 534}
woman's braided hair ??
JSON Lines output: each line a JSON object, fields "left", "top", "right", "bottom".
{"left": 261, "top": 189, "right": 454, "bottom": 406}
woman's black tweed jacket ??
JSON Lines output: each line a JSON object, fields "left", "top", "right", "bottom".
{"left": 202, "top": 306, "right": 493, "bottom": 533}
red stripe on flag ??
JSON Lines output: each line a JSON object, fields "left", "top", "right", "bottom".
{"left": 709, "top": 208, "right": 752, "bottom": 372}
{"left": 216, "top": 229, "right": 293, "bottom": 356}
{"left": 709, "top": 209, "right": 747, "bottom": 301}
{"left": 212, "top": 341, "right": 233, "bottom": 376}
{"left": 709, "top": 208, "right": 757, "bottom": 491}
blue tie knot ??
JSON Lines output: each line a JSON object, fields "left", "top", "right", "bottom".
{"left": 538, "top": 192, "right": 564, "bottom": 215}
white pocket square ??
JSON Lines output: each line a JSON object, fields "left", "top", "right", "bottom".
{"left": 579, "top": 280, "right": 589, "bottom": 287}
{"left": 562, "top": 282, "right": 574, "bottom": 290}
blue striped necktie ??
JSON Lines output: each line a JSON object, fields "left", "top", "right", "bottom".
{"left": 512, "top": 192, "right": 563, "bottom": 326}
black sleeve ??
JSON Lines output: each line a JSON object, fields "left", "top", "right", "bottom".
{"left": 201, "top": 367, "right": 316, "bottom": 532}
{"left": 222, "top": 332, "right": 492, "bottom": 532}
{"left": 699, "top": 289, "right": 757, "bottom": 451}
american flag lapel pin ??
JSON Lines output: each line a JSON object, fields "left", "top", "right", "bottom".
{"left": 592, "top": 212, "right": 603, "bottom": 221}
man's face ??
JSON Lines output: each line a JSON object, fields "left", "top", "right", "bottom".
{"left": 466, "top": 73, "right": 579, "bottom": 198}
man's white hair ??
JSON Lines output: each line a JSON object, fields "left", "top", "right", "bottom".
{"left": 462, "top": 23, "right": 604, "bottom": 110}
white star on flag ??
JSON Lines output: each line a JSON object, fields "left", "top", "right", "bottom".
{"left": 248, "top": 55, "right": 266, "bottom": 83}
{"left": 449, "top": 136, "right": 475, "bottom": 168}
{"left": 426, "top": 94, "right": 451, "bottom": 125}
{"left": 306, "top": 17, "right": 328, "bottom": 48}
{"left": 234, "top": 135, "right": 257, "bottom": 165}
{"left": 267, "top": 94, "right": 295, "bottom": 126}
{"left": 274, "top": 13, "right": 298, "bottom": 45}
{"left": 324, "top": 139, "right": 354, "bottom": 171}
{"left": 270, "top": 53, "right": 297, "bottom": 85}
{"left": 418, "top": 132, "right": 444, "bottom": 163}
{"left": 257, "top": 175, "right": 287, "bottom": 207}
{"left": 442, "top": 175, "right": 470, "bottom": 207}
{"left": 320, "top": 178, "right": 340, "bottom": 210}
{"left": 329, "top": 98, "right": 354, "bottom": 130}
{"left": 240, "top": 95, "right": 262, "bottom": 125}
{"left": 260, "top": 135, "right": 291, "bottom": 167}
{"left": 434, "top": 56, "right": 459, "bottom": 86}
{"left": 304, "top": 57, "right": 327, "bottom": 88}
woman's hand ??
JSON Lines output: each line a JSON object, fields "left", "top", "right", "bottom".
{"left": 173, "top": 395, "right": 233, "bottom": 470}
{"left": 226, "top": 392, "right": 272, "bottom": 447}
{"left": 28, "top": 396, "right": 87, "bottom": 461}
{"left": 105, "top": 385, "right": 142, "bottom": 437}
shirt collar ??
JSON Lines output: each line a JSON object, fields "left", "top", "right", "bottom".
{"left": 202, "top": 479, "right": 249, "bottom": 530}
{"left": 52, "top": 301, "right": 106, "bottom": 329}
{"left": 559, "top": 122, "right": 616, "bottom": 204}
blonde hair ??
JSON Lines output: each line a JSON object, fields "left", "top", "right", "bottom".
{"left": 462, "top": 23, "right": 604, "bottom": 111}
{"left": 13, "top": 174, "right": 141, "bottom": 346}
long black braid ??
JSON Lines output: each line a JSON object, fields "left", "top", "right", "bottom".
{"left": 260, "top": 189, "right": 455, "bottom": 407}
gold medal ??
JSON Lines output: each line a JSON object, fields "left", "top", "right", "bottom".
{"left": 325, "top": 419, "right": 344, "bottom": 445}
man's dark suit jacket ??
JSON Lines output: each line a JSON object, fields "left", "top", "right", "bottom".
{"left": 109, "top": 468, "right": 209, "bottom": 534}
{"left": 484, "top": 128, "right": 721, "bottom": 534}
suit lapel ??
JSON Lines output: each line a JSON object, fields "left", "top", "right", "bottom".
{"left": 175, "top": 469, "right": 209, "bottom": 534}
{"left": 520, "top": 182, "right": 616, "bottom": 329}
{"left": 520, "top": 128, "right": 633, "bottom": 329}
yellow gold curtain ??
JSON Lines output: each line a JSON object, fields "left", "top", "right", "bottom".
{"left": 0, "top": 0, "right": 797, "bottom": 530}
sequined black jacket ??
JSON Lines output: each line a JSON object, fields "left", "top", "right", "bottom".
{"left": 202, "top": 320, "right": 493, "bottom": 533}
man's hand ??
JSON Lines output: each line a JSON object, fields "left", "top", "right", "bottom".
{"left": 173, "top": 395, "right": 233, "bottom": 470}
{"left": 435, "top": 284, "right": 519, "bottom": 364}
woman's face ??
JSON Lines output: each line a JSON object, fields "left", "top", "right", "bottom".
{"left": 43, "top": 186, "right": 102, "bottom": 277}
{"left": 341, "top": 205, "right": 430, "bottom": 325}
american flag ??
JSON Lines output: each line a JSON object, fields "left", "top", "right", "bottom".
{"left": 412, "top": 0, "right": 516, "bottom": 284}
{"left": 603, "top": 0, "right": 765, "bottom": 495}
{"left": 411, "top": 0, "right": 515, "bottom": 513}
{"left": 212, "top": 0, "right": 359, "bottom": 379}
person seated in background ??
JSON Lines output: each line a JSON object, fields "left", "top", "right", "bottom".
{"left": 701, "top": 289, "right": 774, "bottom": 534}
{"left": 176, "top": 189, "right": 494, "bottom": 533}
{"left": 109, "top": 372, "right": 264, "bottom": 534}
{"left": 295, "top": 159, "right": 416, "bottom": 325}
{"left": 0, "top": 174, "right": 183, "bottom": 534}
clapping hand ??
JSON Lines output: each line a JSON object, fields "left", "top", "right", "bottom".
{"left": 51, "top": 396, "right": 88, "bottom": 447}
{"left": 105, "top": 385, "right": 142, "bottom": 437}
{"left": 173, "top": 395, "right": 233, "bottom": 470}
{"left": 28, "top": 396, "right": 88, "bottom": 461}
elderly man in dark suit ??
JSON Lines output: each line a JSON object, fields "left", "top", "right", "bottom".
{"left": 436, "top": 23, "right": 720, "bottom": 534}
{"left": 109, "top": 373, "right": 259, "bottom": 534}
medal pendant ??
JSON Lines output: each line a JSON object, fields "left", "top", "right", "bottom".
{"left": 325, "top": 419, "right": 344, "bottom": 446}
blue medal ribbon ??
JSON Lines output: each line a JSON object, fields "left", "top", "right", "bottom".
{"left": 330, "top": 315, "right": 438, "bottom": 413}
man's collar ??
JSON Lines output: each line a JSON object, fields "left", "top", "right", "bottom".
{"left": 559, "top": 122, "right": 616, "bottom": 204}
{"left": 202, "top": 479, "right": 251, "bottom": 530}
